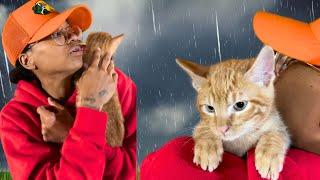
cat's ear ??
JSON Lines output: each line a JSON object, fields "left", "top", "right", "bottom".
{"left": 108, "top": 34, "right": 124, "bottom": 55}
{"left": 245, "top": 46, "right": 275, "bottom": 87}
{"left": 176, "top": 58, "right": 209, "bottom": 91}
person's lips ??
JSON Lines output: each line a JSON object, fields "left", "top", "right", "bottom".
{"left": 69, "top": 44, "right": 85, "bottom": 56}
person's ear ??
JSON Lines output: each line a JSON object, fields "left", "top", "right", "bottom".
{"left": 18, "top": 53, "right": 37, "bottom": 70}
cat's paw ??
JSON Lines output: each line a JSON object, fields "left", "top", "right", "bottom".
{"left": 255, "top": 148, "right": 285, "bottom": 180}
{"left": 193, "top": 139, "right": 223, "bottom": 172}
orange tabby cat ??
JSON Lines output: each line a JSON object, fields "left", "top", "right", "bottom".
{"left": 81, "top": 32, "right": 125, "bottom": 147}
{"left": 176, "top": 46, "right": 290, "bottom": 180}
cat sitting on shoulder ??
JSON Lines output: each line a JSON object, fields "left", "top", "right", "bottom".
{"left": 176, "top": 46, "right": 290, "bottom": 180}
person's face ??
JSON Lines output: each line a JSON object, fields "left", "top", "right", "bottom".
{"left": 21, "top": 21, "right": 84, "bottom": 76}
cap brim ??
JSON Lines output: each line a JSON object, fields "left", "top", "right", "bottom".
{"left": 29, "top": 4, "right": 92, "bottom": 43}
{"left": 253, "top": 11, "right": 320, "bottom": 65}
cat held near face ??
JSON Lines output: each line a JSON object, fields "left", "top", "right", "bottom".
{"left": 176, "top": 46, "right": 290, "bottom": 180}
{"left": 78, "top": 32, "right": 125, "bottom": 147}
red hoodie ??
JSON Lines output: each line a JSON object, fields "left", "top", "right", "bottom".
{"left": 141, "top": 136, "right": 320, "bottom": 180}
{"left": 0, "top": 68, "right": 136, "bottom": 180}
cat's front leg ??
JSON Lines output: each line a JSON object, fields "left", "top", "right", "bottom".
{"left": 193, "top": 123, "right": 223, "bottom": 172}
{"left": 255, "top": 130, "right": 290, "bottom": 180}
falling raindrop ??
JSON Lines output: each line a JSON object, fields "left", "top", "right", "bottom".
{"left": 151, "top": 0, "right": 157, "bottom": 36}
{"left": 3, "top": 51, "right": 12, "bottom": 91}
{"left": 0, "top": 69, "right": 5, "bottom": 99}
{"left": 215, "top": 11, "right": 222, "bottom": 62}
{"left": 243, "top": 0, "right": 246, "bottom": 13}
{"left": 192, "top": 24, "right": 197, "bottom": 48}
{"left": 311, "top": 0, "right": 315, "bottom": 20}
{"left": 158, "top": 23, "right": 161, "bottom": 37}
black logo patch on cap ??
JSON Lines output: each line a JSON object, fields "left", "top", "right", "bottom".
{"left": 32, "top": 1, "right": 55, "bottom": 15}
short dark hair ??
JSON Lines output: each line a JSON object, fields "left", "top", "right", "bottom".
{"left": 9, "top": 46, "right": 37, "bottom": 84}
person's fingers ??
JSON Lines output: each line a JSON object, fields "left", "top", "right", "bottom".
{"left": 36, "top": 106, "right": 43, "bottom": 114}
{"left": 41, "top": 128, "right": 47, "bottom": 135}
{"left": 37, "top": 106, "right": 55, "bottom": 127}
{"left": 101, "top": 53, "right": 112, "bottom": 71}
{"left": 37, "top": 106, "right": 51, "bottom": 117}
{"left": 42, "top": 134, "right": 49, "bottom": 142}
{"left": 90, "top": 48, "right": 101, "bottom": 68}
{"left": 112, "top": 71, "right": 118, "bottom": 82}
{"left": 41, "top": 127, "right": 50, "bottom": 140}
{"left": 107, "top": 61, "right": 115, "bottom": 75}
{"left": 48, "top": 97, "right": 64, "bottom": 110}
{"left": 45, "top": 114, "right": 55, "bottom": 127}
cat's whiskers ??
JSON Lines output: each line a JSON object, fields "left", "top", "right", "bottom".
{"left": 179, "top": 137, "right": 195, "bottom": 150}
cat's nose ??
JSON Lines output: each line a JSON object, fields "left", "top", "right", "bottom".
{"left": 218, "top": 126, "right": 230, "bottom": 133}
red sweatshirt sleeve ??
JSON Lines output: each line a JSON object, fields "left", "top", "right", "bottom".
{"left": 103, "top": 74, "right": 137, "bottom": 180}
{"left": 0, "top": 106, "right": 108, "bottom": 180}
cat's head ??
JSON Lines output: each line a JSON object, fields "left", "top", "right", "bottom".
{"left": 83, "top": 32, "right": 124, "bottom": 66}
{"left": 176, "top": 46, "right": 276, "bottom": 141}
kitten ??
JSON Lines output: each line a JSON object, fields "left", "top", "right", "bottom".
{"left": 176, "top": 46, "right": 290, "bottom": 180}
{"left": 80, "top": 32, "right": 125, "bottom": 147}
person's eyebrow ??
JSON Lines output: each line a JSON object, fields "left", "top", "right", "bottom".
{"left": 56, "top": 25, "right": 71, "bottom": 32}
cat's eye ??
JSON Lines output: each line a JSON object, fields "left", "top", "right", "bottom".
{"left": 202, "top": 104, "right": 215, "bottom": 114}
{"left": 233, "top": 101, "right": 248, "bottom": 111}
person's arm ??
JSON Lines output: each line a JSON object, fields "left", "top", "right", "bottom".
{"left": 1, "top": 104, "right": 107, "bottom": 180}
{"left": 103, "top": 80, "right": 137, "bottom": 179}
{"left": 1, "top": 48, "right": 116, "bottom": 179}
{"left": 274, "top": 58, "right": 320, "bottom": 154}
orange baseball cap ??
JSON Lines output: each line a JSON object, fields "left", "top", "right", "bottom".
{"left": 2, "top": 0, "right": 92, "bottom": 66}
{"left": 253, "top": 11, "right": 320, "bottom": 66}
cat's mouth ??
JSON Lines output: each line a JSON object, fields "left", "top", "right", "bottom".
{"left": 216, "top": 126, "right": 237, "bottom": 140}
{"left": 221, "top": 131, "right": 239, "bottom": 141}
{"left": 220, "top": 125, "right": 250, "bottom": 141}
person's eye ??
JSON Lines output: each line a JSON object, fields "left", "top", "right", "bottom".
{"left": 233, "top": 101, "right": 248, "bottom": 111}
{"left": 51, "top": 31, "right": 66, "bottom": 45}
{"left": 51, "top": 31, "right": 62, "bottom": 38}
{"left": 201, "top": 104, "right": 215, "bottom": 114}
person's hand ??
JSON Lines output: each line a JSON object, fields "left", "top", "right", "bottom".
{"left": 76, "top": 48, "right": 118, "bottom": 110}
{"left": 37, "top": 98, "right": 74, "bottom": 143}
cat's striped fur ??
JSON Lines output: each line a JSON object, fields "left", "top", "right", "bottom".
{"left": 79, "top": 32, "right": 125, "bottom": 147}
{"left": 176, "top": 46, "right": 290, "bottom": 180}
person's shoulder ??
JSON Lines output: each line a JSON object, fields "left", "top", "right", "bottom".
{"left": 1, "top": 87, "right": 40, "bottom": 129}
{"left": 1, "top": 100, "right": 28, "bottom": 129}
{"left": 1, "top": 80, "right": 41, "bottom": 118}
{"left": 1, "top": 100, "right": 25, "bottom": 117}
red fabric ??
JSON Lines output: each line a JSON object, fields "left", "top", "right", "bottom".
{"left": 0, "top": 68, "right": 137, "bottom": 180}
{"left": 141, "top": 136, "right": 320, "bottom": 180}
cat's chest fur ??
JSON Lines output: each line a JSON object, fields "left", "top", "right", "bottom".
{"left": 222, "top": 111, "right": 282, "bottom": 157}
{"left": 223, "top": 133, "right": 260, "bottom": 156}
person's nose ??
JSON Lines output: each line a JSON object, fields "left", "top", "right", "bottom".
{"left": 67, "top": 33, "right": 81, "bottom": 44}
{"left": 67, "top": 28, "right": 82, "bottom": 44}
